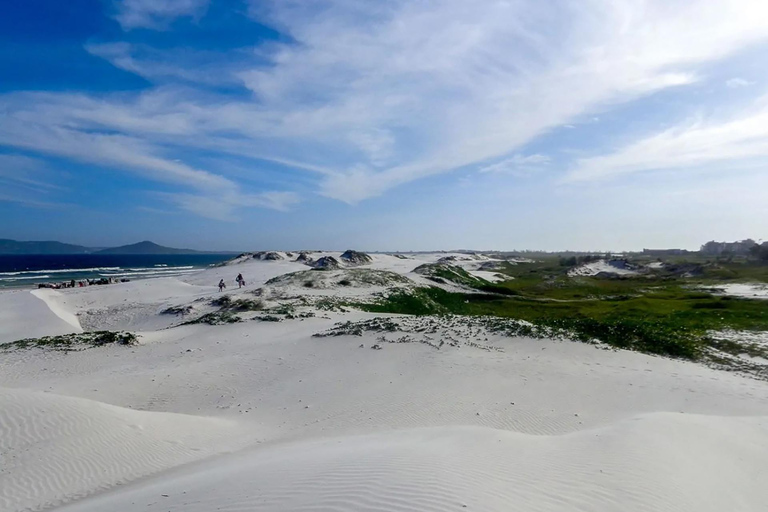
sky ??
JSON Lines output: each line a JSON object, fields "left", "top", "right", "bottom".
{"left": 1, "top": 0, "right": 767, "bottom": 252}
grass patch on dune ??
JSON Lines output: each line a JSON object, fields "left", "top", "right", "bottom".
{"left": 353, "top": 280, "right": 768, "bottom": 361}
{"left": 183, "top": 311, "right": 242, "bottom": 325}
{"left": 184, "top": 295, "right": 264, "bottom": 324}
{"left": 1, "top": 331, "right": 138, "bottom": 351}
{"left": 266, "top": 268, "right": 410, "bottom": 288}
{"left": 698, "top": 262, "right": 768, "bottom": 282}
{"left": 210, "top": 295, "right": 264, "bottom": 311}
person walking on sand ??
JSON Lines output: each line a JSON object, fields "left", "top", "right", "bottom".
{"left": 218, "top": 279, "right": 226, "bottom": 292}
{"left": 236, "top": 273, "right": 245, "bottom": 288}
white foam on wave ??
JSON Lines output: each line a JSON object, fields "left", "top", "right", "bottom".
{"left": 0, "top": 275, "right": 51, "bottom": 281}
{"left": 123, "top": 266, "right": 194, "bottom": 272}
{"left": 0, "top": 267, "right": 122, "bottom": 276}
{"left": 0, "top": 266, "right": 197, "bottom": 279}
{"left": 100, "top": 269, "right": 202, "bottom": 278}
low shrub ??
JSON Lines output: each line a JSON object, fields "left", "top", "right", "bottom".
{"left": 1, "top": 331, "right": 138, "bottom": 351}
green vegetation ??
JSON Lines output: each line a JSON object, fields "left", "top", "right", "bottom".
{"left": 268, "top": 303, "right": 297, "bottom": 316}
{"left": 184, "top": 311, "right": 242, "bottom": 325}
{"left": 353, "top": 256, "right": 768, "bottom": 363}
{"left": 414, "top": 262, "right": 517, "bottom": 295}
{"left": 1, "top": 331, "right": 138, "bottom": 351}
{"left": 415, "top": 263, "right": 489, "bottom": 288}
{"left": 314, "top": 317, "right": 400, "bottom": 337}
{"left": 750, "top": 244, "right": 768, "bottom": 262}
{"left": 363, "top": 287, "right": 472, "bottom": 316}
{"left": 266, "top": 268, "right": 410, "bottom": 288}
{"left": 698, "top": 262, "right": 768, "bottom": 282}
{"left": 161, "top": 305, "right": 194, "bottom": 316}
{"left": 210, "top": 295, "right": 264, "bottom": 311}
{"left": 314, "top": 297, "right": 350, "bottom": 312}
{"left": 180, "top": 295, "right": 265, "bottom": 325}
{"left": 255, "top": 314, "right": 282, "bottom": 322}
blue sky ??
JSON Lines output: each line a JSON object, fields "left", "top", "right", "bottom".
{"left": 1, "top": 0, "right": 768, "bottom": 251}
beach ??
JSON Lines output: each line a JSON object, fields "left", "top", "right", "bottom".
{"left": 2, "top": 252, "right": 767, "bottom": 512}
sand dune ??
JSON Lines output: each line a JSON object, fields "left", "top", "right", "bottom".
{"left": 57, "top": 414, "right": 768, "bottom": 512}
{"left": 1, "top": 252, "right": 767, "bottom": 511}
{"left": 30, "top": 289, "right": 83, "bottom": 330}
{"left": 568, "top": 260, "right": 640, "bottom": 277}
{"left": 710, "top": 283, "right": 768, "bottom": 300}
{"left": 0, "top": 388, "right": 254, "bottom": 512}
{"left": 0, "top": 290, "right": 82, "bottom": 344}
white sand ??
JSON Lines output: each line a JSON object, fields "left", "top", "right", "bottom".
{"left": 568, "top": 260, "right": 640, "bottom": 277}
{"left": 0, "top": 290, "right": 82, "bottom": 343}
{"left": 30, "top": 289, "right": 83, "bottom": 330}
{"left": 709, "top": 283, "right": 768, "bottom": 300}
{"left": 468, "top": 270, "right": 508, "bottom": 282}
{"left": 56, "top": 416, "right": 768, "bottom": 512}
{"left": 0, "top": 388, "right": 254, "bottom": 512}
{"left": 1, "top": 251, "right": 767, "bottom": 511}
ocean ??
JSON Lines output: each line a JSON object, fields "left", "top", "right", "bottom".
{"left": 0, "top": 254, "right": 233, "bottom": 289}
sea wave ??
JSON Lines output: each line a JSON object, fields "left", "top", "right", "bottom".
{"left": 122, "top": 266, "right": 194, "bottom": 272}
{"left": 99, "top": 269, "right": 202, "bottom": 278}
{"left": 0, "top": 275, "right": 52, "bottom": 281}
{"left": 0, "top": 267, "right": 122, "bottom": 276}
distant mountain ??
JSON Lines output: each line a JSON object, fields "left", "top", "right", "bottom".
{"left": 94, "top": 241, "right": 202, "bottom": 255}
{"left": 0, "top": 239, "right": 91, "bottom": 255}
{"left": 0, "top": 239, "right": 234, "bottom": 255}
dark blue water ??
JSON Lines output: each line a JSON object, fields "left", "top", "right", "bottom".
{"left": 0, "top": 254, "right": 233, "bottom": 288}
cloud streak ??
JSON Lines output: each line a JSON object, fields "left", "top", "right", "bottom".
{"left": 3, "top": 0, "right": 768, "bottom": 216}
{"left": 479, "top": 154, "right": 551, "bottom": 176}
{"left": 566, "top": 93, "right": 768, "bottom": 182}
{"left": 0, "top": 93, "right": 301, "bottom": 220}
{"left": 113, "top": 0, "right": 210, "bottom": 30}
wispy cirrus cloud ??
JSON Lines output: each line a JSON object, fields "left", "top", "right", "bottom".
{"left": 3, "top": 0, "right": 768, "bottom": 218}
{"left": 726, "top": 77, "right": 755, "bottom": 88}
{"left": 0, "top": 154, "right": 70, "bottom": 208}
{"left": 566, "top": 93, "right": 768, "bottom": 182}
{"left": 236, "top": 0, "right": 768, "bottom": 200}
{"left": 0, "top": 93, "right": 301, "bottom": 220}
{"left": 161, "top": 190, "right": 300, "bottom": 221}
{"left": 479, "top": 154, "right": 551, "bottom": 176}
{"left": 113, "top": 0, "right": 210, "bottom": 30}
{"left": 0, "top": 154, "right": 60, "bottom": 189}
{"left": 84, "top": 42, "right": 253, "bottom": 86}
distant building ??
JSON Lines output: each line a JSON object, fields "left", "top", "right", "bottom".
{"left": 700, "top": 239, "right": 758, "bottom": 256}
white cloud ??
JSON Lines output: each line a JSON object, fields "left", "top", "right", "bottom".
{"left": 0, "top": 94, "right": 301, "bottom": 220}
{"left": 114, "top": 0, "right": 210, "bottom": 30}
{"left": 84, "top": 42, "right": 248, "bottom": 85}
{"left": 0, "top": 154, "right": 65, "bottom": 191}
{"left": 566, "top": 93, "right": 768, "bottom": 182}
{"left": 0, "top": 155, "right": 69, "bottom": 208}
{"left": 479, "top": 154, "right": 551, "bottom": 175}
{"left": 4, "top": 0, "right": 768, "bottom": 211}
{"left": 726, "top": 77, "right": 755, "bottom": 88}
{"left": 232, "top": 0, "right": 768, "bottom": 200}
{"left": 161, "top": 190, "right": 300, "bottom": 221}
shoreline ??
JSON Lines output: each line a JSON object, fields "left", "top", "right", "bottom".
{"left": 0, "top": 254, "right": 234, "bottom": 290}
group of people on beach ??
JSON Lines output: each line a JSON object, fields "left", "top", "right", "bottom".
{"left": 219, "top": 273, "right": 246, "bottom": 292}
{"left": 38, "top": 277, "right": 128, "bottom": 290}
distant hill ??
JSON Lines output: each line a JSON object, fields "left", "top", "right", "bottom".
{"left": 0, "top": 239, "right": 212, "bottom": 255}
{"left": 94, "top": 241, "right": 202, "bottom": 255}
{"left": 0, "top": 239, "right": 91, "bottom": 255}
